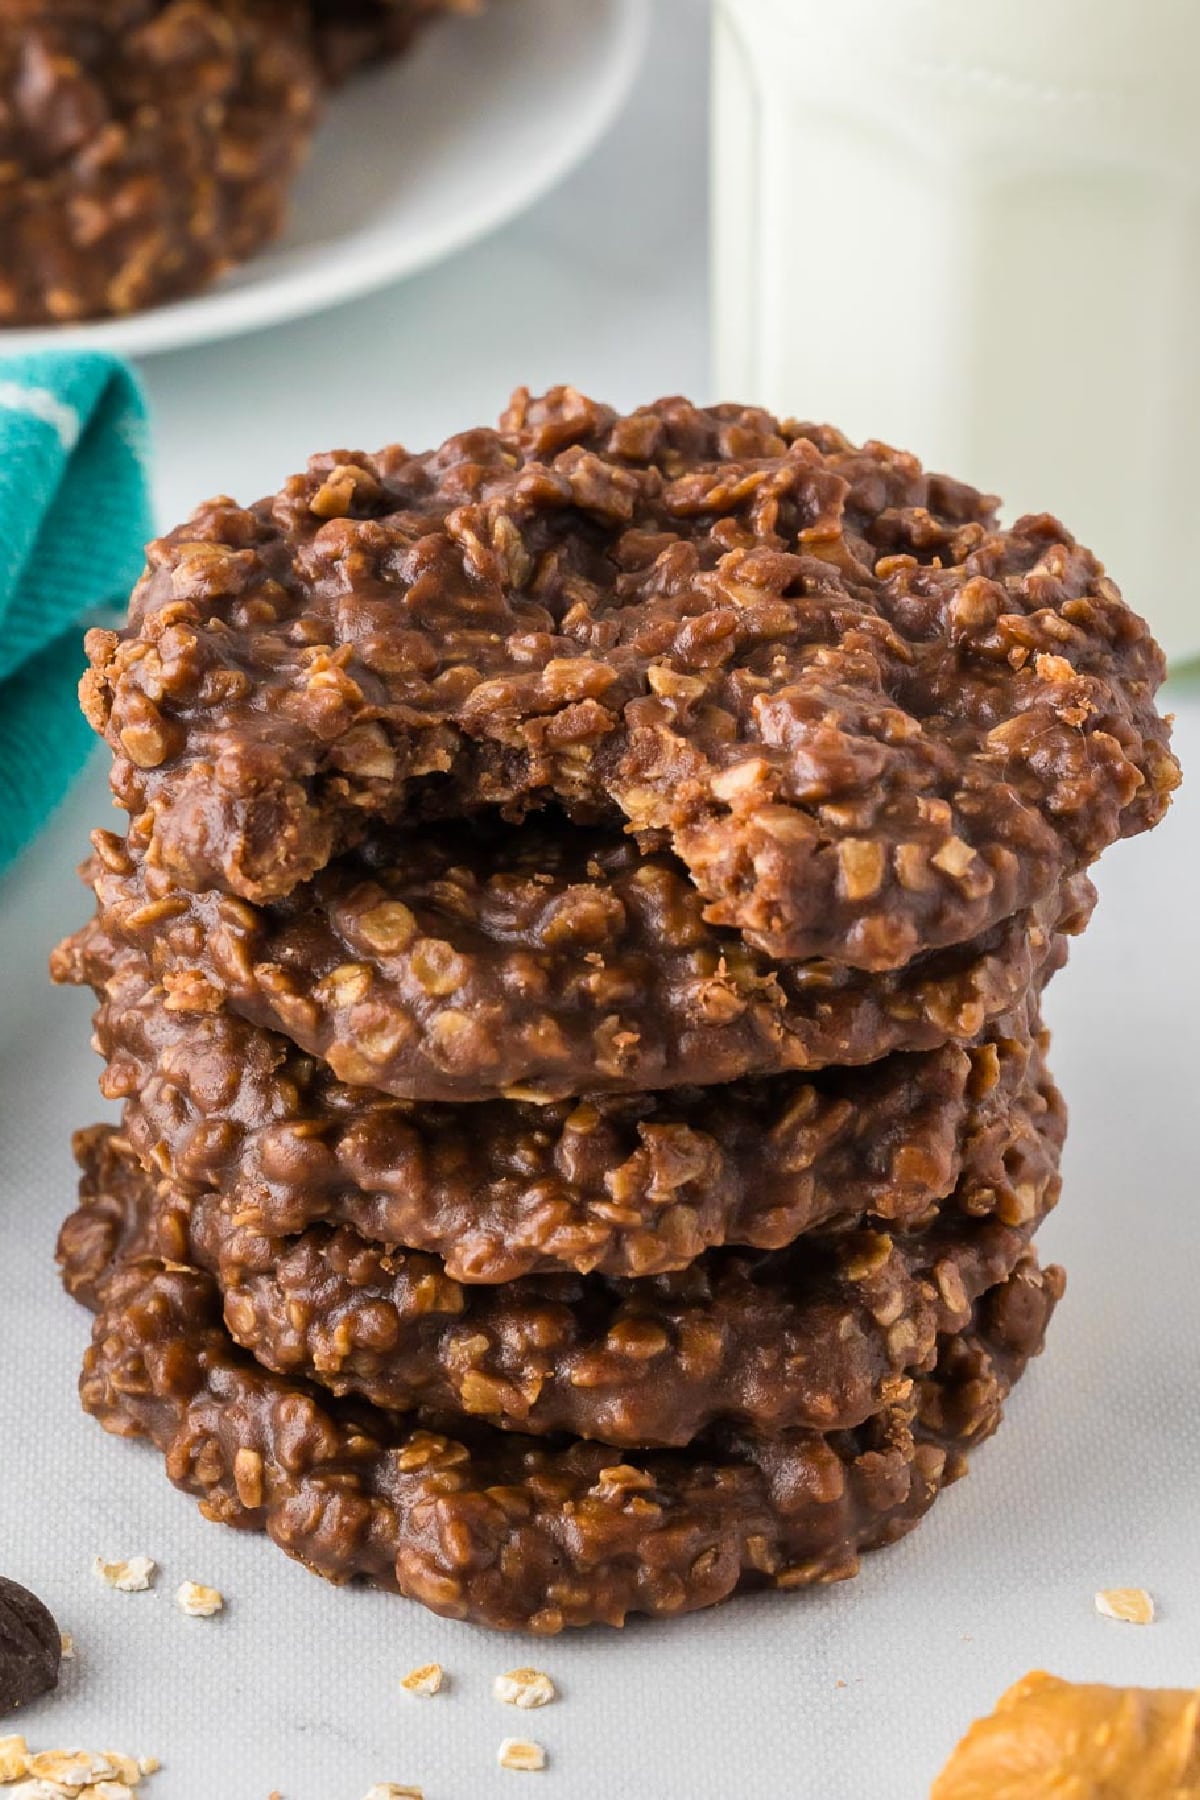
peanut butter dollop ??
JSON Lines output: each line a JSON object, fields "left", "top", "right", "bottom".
{"left": 932, "top": 1671, "right": 1200, "bottom": 1799}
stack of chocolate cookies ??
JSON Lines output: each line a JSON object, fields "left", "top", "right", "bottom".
{"left": 53, "top": 390, "right": 1178, "bottom": 1633}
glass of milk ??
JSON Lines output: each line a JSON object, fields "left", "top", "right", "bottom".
{"left": 712, "top": 0, "right": 1200, "bottom": 664}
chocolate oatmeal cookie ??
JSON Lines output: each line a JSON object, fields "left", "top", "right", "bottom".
{"left": 66, "top": 818, "right": 1093, "bottom": 1100}
{"left": 59, "top": 920, "right": 1064, "bottom": 1280}
{"left": 62, "top": 1110, "right": 1060, "bottom": 1445}
{"left": 46, "top": 382, "right": 1179, "bottom": 1636}
{"left": 80, "top": 391, "right": 1178, "bottom": 964}
{"left": 60, "top": 1126, "right": 1063, "bottom": 1632}
{"left": 0, "top": 0, "right": 321, "bottom": 325}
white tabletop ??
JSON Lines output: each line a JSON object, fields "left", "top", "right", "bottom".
{"left": 3, "top": 4, "right": 1199, "bottom": 1796}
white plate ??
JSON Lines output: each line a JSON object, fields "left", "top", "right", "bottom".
{"left": 0, "top": 0, "right": 648, "bottom": 360}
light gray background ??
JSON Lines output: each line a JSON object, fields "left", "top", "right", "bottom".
{"left": 2, "top": 4, "right": 1198, "bottom": 1795}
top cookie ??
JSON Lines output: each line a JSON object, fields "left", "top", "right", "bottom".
{"left": 81, "top": 389, "right": 1178, "bottom": 970}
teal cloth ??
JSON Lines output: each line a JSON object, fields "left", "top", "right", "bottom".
{"left": 0, "top": 352, "right": 153, "bottom": 875}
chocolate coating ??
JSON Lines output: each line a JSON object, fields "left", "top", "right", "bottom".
{"left": 63, "top": 818, "right": 1094, "bottom": 1100}
{"left": 60, "top": 1127, "right": 1063, "bottom": 1633}
{"left": 60, "top": 1112, "right": 1061, "bottom": 1446}
{"left": 80, "top": 391, "right": 1179, "bottom": 965}
{"left": 59, "top": 923, "right": 1063, "bottom": 1281}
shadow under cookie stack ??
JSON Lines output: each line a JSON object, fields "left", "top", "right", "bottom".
{"left": 52, "top": 390, "right": 1178, "bottom": 1633}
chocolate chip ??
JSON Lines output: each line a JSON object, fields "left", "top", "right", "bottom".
{"left": 0, "top": 1578, "right": 61, "bottom": 1712}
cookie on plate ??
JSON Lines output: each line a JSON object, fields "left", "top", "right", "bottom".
{"left": 0, "top": 0, "right": 321, "bottom": 325}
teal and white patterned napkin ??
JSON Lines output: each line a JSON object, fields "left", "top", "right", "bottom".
{"left": 0, "top": 352, "right": 153, "bottom": 875}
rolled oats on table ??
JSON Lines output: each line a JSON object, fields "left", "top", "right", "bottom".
{"left": 90, "top": 1560, "right": 155, "bottom": 1595}
{"left": 399, "top": 1664, "right": 443, "bottom": 1697}
{"left": 493, "top": 1669, "right": 556, "bottom": 1709}
{"left": 1095, "top": 1587, "right": 1156, "bottom": 1625}
{"left": 26, "top": 1750, "right": 124, "bottom": 1788}
{"left": 0, "top": 1740, "right": 160, "bottom": 1794}
{"left": 497, "top": 1738, "right": 546, "bottom": 1772}
{"left": 0, "top": 1740, "right": 30, "bottom": 1783}
{"left": 173, "top": 1582, "right": 223, "bottom": 1618}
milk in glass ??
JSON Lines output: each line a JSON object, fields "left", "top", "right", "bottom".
{"left": 712, "top": 0, "right": 1200, "bottom": 662}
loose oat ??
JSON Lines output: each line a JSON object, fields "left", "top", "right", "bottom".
{"left": 58, "top": 1637, "right": 73, "bottom": 1662}
{"left": 102, "top": 1754, "right": 143, "bottom": 1785}
{"left": 399, "top": 1664, "right": 443, "bottom": 1697}
{"left": 0, "top": 1742, "right": 159, "bottom": 1791}
{"left": 91, "top": 1559, "right": 155, "bottom": 1594}
{"left": 0, "top": 1739, "right": 29, "bottom": 1783}
{"left": 27, "top": 1749, "right": 120, "bottom": 1786}
{"left": 361, "top": 1786, "right": 424, "bottom": 1800}
{"left": 498, "top": 1739, "right": 546, "bottom": 1772}
{"left": 174, "top": 1582, "right": 224, "bottom": 1619}
{"left": 493, "top": 1670, "right": 557, "bottom": 1710}
{"left": 1095, "top": 1587, "right": 1156, "bottom": 1625}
